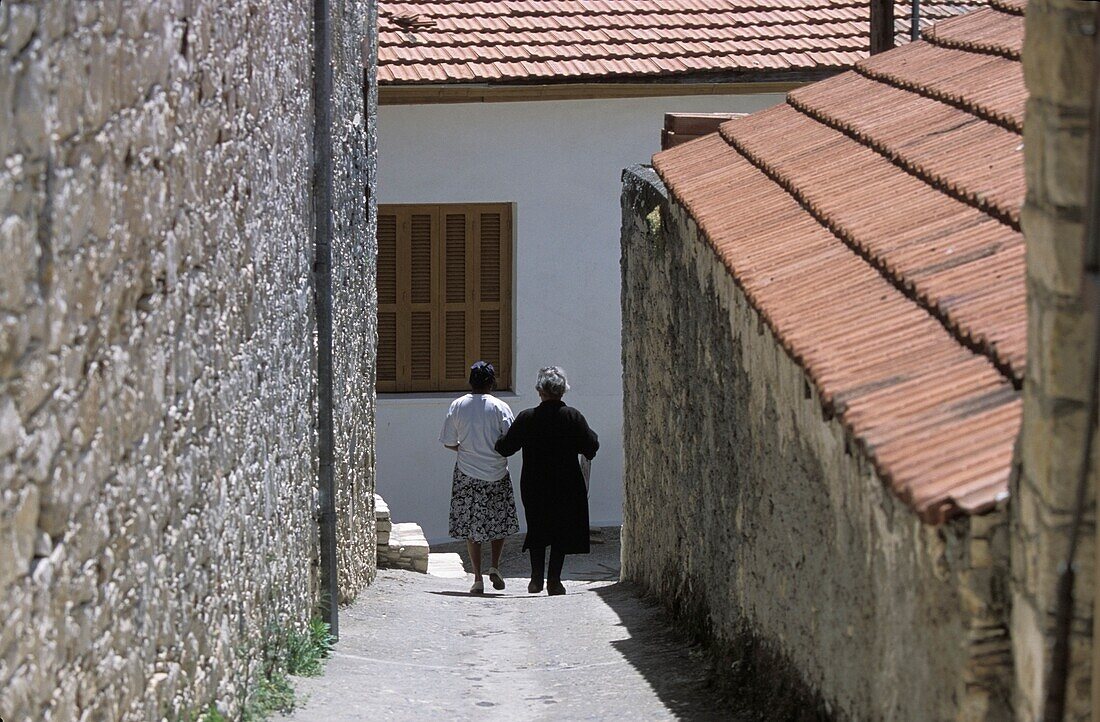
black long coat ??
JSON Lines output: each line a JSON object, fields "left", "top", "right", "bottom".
{"left": 495, "top": 399, "right": 599, "bottom": 554}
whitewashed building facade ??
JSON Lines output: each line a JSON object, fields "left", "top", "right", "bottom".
{"left": 372, "top": 0, "right": 978, "bottom": 541}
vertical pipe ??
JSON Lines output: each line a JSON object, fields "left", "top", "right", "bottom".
{"left": 313, "top": 0, "right": 339, "bottom": 640}
{"left": 870, "top": 0, "right": 896, "bottom": 54}
{"left": 910, "top": 0, "right": 920, "bottom": 41}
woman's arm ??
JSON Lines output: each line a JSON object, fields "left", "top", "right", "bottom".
{"left": 575, "top": 411, "right": 599, "bottom": 460}
{"left": 494, "top": 412, "right": 524, "bottom": 457}
{"left": 439, "top": 403, "right": 460, "bottom": 451}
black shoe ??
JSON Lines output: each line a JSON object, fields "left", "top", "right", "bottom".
{"left": 528, "top": 580, "right": 544, "bottom": 594}
{"left": 547, "top": 580, "right": 566, "bottom": 596}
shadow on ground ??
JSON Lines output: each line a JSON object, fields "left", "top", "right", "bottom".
{"left": 593, "top": 580, "right": 752, "bottom": 721}
{"left": 432, "top": 526, "right": 622, "bottom": 582}
{"left": 432, "top": 527, "right": 752, "bottom": 720}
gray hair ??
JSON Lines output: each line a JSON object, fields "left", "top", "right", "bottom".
{"left": 536, "top": 366, "right": 570, "bottom": 398}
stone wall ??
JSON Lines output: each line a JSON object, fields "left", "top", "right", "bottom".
{"left": 1013, "top": 1, "right": 1098, "bottom": 718}
{"left": 0, "top": 2, "right": 374, "bottom": 719}
{"left": 333, "top": 0, "right": 378, "bottom": 602}
{"left": 620, "top": 166, "right": 1012, "bottom": 721}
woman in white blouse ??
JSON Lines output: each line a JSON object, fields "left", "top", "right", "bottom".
{"left": 440, "top": 361, "right": 519, "bottom": 594}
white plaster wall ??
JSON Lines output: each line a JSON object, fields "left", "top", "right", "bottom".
{"left": 377, "top": 92, "right": 784, "bottom": 542}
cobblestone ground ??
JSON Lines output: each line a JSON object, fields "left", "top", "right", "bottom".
{"left": 285, "top": 530, "right": 736, "bottom": 721}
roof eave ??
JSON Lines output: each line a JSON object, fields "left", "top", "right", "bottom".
{"left": 376, "top": 68, "right": 843, "bottom": 105}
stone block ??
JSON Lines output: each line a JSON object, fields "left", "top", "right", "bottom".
{"left": 0, "top": 396, "right": 23, "bottom": 458}
{"left": 378, "top": 522, "right": 430, "bottom": 573}
{"left": 1020, "top": 390, "right": 1091, "bottom": 513}
{"left": 1023, "top": 204, "right": 1085, "bottom": 299}
{"left": 374, "top": 493, "right": 390, "bottom": 521}
{"left": 1039, "top": 117, "right": 1091, "bottom": 211}
{"left": 1023, "top": 0, "right": 1097, "bottom": 111}
{"left": 388, "top": 522, "right": 429, "bottom": 557}
{"left": 3, "top": 5, "right": 38, "bottom": 55}
{"left": 1038, "top": 305, "right": 1097, "bottom": 403}
{"left": 12, "top": 61, "right": 48, "bottom": 152}
{"left": 0, "top": 484, "right": 39, "bottom": 590}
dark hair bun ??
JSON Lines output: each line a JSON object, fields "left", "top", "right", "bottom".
{"left": 469, "top": 360, "right": 496, "bottom": 387}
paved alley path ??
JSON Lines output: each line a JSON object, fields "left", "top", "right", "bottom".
{"left": 286, "top": 531, "right": 733, "bottom": 721}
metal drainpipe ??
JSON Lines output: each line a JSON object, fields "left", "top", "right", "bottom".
{"left": 910, "top": 0, "right": 920, "bottom": 41}
{"left": 313, "top": 0, "right": 339, "bottom": 640}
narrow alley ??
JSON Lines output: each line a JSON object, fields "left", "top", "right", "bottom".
{"left": 287, "top": 532, "right": 736, "bottom": 721}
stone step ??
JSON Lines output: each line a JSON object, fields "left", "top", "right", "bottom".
{"left": 378, "top": 521, "right": 430, "bottom": 574}
{"left": 388, "top": 522, "right": 429, "bottom": 556}
{"left": 374, "top": 494, "right": 390, "bottom": 522}
{"left": 426, "top": 552, "right": 467, "bottom": 579}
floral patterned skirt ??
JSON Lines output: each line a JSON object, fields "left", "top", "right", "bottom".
{"left": 448, "top": 466, "right": 520, "bottom": 542}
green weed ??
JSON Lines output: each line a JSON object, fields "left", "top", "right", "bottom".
{"left": 241, "top": 671, "right": 297, "bottom": 721}
{"left": 286, "top": 618, "right": 335, "bottom": 677}
{"left": 183, "top": 617, "right": 334, "bottom": 721}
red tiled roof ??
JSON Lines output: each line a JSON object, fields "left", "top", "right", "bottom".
{"left": 651, "top": 1, "right": 1025, "bottom": 523}
{"left": 378, "top": 1, "right": 985, "bottom": 85}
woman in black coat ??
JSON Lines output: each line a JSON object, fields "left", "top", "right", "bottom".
{"left": 495, "top": 366, "right": 599, "bottom": 596}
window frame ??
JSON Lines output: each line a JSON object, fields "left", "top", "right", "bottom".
{"left": 376, "top": 202, "right": 514, "bottom": 394}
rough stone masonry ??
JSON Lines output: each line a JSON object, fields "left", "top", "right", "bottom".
{"left": 1013, "top": 0, "right": 1098, "bottom": 718}
{"left": 620, "top": 166, "right": 1012, "bottom": 721}
{"left": 0, "top": 1, "right": 376, "bottom": 719}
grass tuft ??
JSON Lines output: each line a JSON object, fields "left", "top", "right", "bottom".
{"left": 196, "top": 704, "right": 229, "bottom": 722}
{"left": 286, "top": 618, "right": 335, "bottom": 678}
{"left": 242, "top": 672, "right": 296, "bottom": 721}
{"left": 184, "top": 617, "right": 335, "bottom": 721}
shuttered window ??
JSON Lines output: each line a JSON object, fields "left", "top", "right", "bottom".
{"left": 376, "top": 203, "right": 513, "bottom": 393}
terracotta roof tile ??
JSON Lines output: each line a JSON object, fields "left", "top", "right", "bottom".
{"left": 651, "top": 1, "right": 1024, "bottom": 523}
{"left": 923, "top": 5, "right": 1025, "bottom": 59}
{"left": 378, "top": 0, "right": 983, "bottom": 84}
{"left": 787, "top": 73, "right": 1026, "bottom": 224}
{"left": 988, "top": 0, "right": 1027, "bottom": 14}
{"left": 856, "top": 40, "right": 1025, "bottom": 131}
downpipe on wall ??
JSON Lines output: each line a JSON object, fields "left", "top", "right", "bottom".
{"left": 313, "top": 0, "right": 339, "bottom": 640}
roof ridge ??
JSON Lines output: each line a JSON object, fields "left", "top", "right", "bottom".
{"left": 921, "top": 33, "right": 1020, "bottom": 62}
{"left": 852, "top": 62, "right": 1021, "bottom": 133}
{"left": 381, "top": 22, "right": 871, "bottom": 40}
{"left": 718, "top": 119, "right": 1022, "bottom": 388}
{"left": 381, "top": 21, "right": 872, "bottom": 37}
{"left": 785, "top": 91, "right": 1021, "bottom": 230}
{"left": 381, "top": 2, "right": 871, "bottom": 20}
{"left": 921, "top": 16, "right": 1022, "bottom": 60}
{"left": 381, "top": 44, "right": 871, "bottom": 63}
{"left": 986, "top": 0, "right": 1026, "bottom": 16}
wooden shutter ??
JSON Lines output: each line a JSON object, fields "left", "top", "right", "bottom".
{"left": 399, "top": 206, "right": 439, "bottom": 391}
{"left": 377, "top": 203, "right": 511, "bottom": 392}
{"left": 475, "top": 207, "right": 512, "bottom": 390}
{"left": 441, "top": 210, "right": 471, "bottom": 388}
{"left": 377, "top": 211, "right": 398, "bottom": 391}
